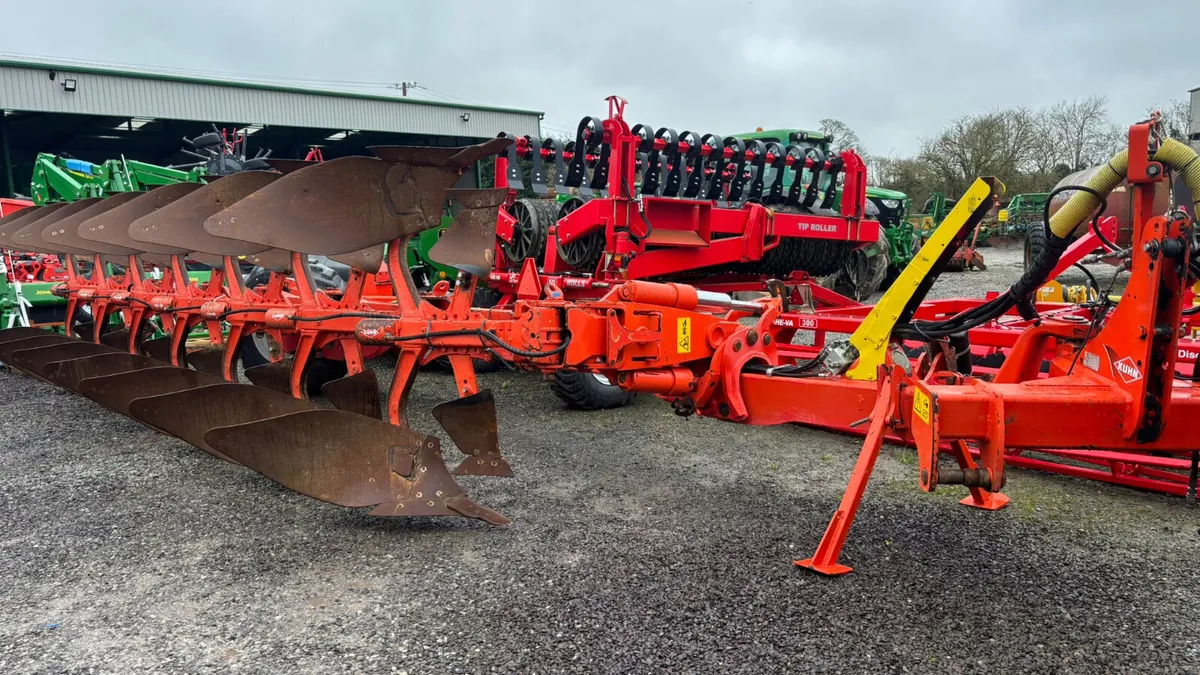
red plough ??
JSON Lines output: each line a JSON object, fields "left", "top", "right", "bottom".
{"left": 1, "top": 116, "right": 1198, "bottom": 578}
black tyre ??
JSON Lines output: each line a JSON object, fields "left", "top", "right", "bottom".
{"left": 550, "top": 370, "right": 635, "bottom": 410}
{"left": 238, "top": 331, "right": 346, "bottom": 396}
{"left": 304, "top": 357, "right": 348, "bottom": 396}
{"left": 239, "top": 331, "right": 273, "bottom": 370}
{"left": 817, "top": 227, "right": 890, "bottom": 300}
{"left": 191, "top": 132, "right": 223, "bottom": 150}
{"left": 1024, "top": 222, "right": 1047, "bottom": 273}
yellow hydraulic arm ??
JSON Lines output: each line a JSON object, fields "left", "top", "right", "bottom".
{"left": 845, "top": 177, "right": 1002, "bottom": 381}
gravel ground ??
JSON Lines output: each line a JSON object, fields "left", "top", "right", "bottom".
{"left": 2, "top": 248, "right": 1199, "bottom": 674}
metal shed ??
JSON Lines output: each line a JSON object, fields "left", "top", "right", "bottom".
{"left": 0, "top": 57, "right": 543, "bottom": 197}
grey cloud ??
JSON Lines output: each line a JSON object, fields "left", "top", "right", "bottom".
{"left": 5, "top": 0, "right": 1196, "bottom": 156}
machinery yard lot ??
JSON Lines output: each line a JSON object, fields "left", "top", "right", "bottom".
{"left": 2, "top": 250, "right": 1198, "bottom": 674}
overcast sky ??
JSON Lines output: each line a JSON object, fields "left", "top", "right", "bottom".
{"left": 4, "top": 0, "right": 1196, "bottom": 156}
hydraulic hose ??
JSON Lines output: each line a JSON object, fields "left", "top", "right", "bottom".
{"left": 1154, "top": 138, "right": 1200, "bottom": 214}
{"left": 1046, "top": 151, "right": 1128, "bottom": 239}
{"left": 895, "top": 136, "right": 1200, "bottom": 339}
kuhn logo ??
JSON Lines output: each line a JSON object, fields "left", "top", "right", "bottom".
{"left": 1112, "top": 356, "right": 1142, "bottom": 384}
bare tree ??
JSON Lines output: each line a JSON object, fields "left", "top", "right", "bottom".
{"left": 1045, "top": 96, "right": 1113, "bottom": 171}
{"left": 819, "top": 118, "right": 864, "bottom": 155}
{"left": 1028, "top": 108, "right": 1066, "bottom": 176}
{"left": 865, "top": 154, "right": 895, "bottom": 187}
{"left": 1148, "top": 98, "right": 1192, "bottom": 141}
{"left": 917, "top": 108, "right": 1040, "bottom": 199}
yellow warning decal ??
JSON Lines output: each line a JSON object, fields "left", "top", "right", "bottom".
{"left": 913, "top": 388, "right": 931, "bottom": 424}
{"left": 677, "top": 317, "right": 692, "bottom": 354}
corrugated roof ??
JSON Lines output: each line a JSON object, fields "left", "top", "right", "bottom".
{"left": 0, "top": 56, "right": 543, "bottom": 140}
{"left": 0, "top": 56, "right": 543, "bottom": 116}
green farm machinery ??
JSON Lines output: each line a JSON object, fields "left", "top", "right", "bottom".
{"left": 990, "top": 192, "right": 1049, "bottom": 249}
{"left": 29, "top": 153, "right": 206, "bottom": 206}
{"left": 907, "top": 191, "right": 991, "bottom": 272}
{"left": 2, "top": 128, "right": 267, "bottom": 329}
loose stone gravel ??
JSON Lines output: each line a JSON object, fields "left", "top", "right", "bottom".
{"left": 1, "top": 248, "right": 1197, "bottom": 674}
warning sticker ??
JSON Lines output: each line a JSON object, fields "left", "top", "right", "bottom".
{"left": 913, "top": 388, "right": 931, "bottom": 424}
{"left": 677, "top": 317, "right": 692, "bottom": 354}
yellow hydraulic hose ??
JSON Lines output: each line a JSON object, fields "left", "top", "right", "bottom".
{"left": 1153, "top": 138, "right": 1200, "bottom": 214}
{"left": 1047, "top": 138, "right": 1200, "bottom": 240}
{"left": 1047, "top": 150, "right": 1128, "bottom": 239}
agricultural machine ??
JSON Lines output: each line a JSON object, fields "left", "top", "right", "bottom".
{"left": 3, "top": 128, "right": 276, "bottom": 330}
{"left": 0, "top": 110, "right": 1198, "bottom": 577}
{"left": 991, "top": 192, "right": 1049, "bottom": 248}
{"left": 487, "top": 100, "right": 876, "bottom": 289}
{"left": 909, "top": 191, "right": 990, "bottom": 271}
{"left": 402, "top": 121, "right": 905, "bottom": 304}
{"left": 731, "top": 128, "right": 917, "bottom": 299}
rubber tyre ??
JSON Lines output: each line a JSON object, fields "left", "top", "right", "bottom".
{"left": 304, "top": 358, "right": 348, "bottom": 396}
{"left": 550, "top": 371, "right": 635, "bottom": 410}
{"left": 238, "top": 328, "right": 276, "bottom": 370}
{"left": 1024, "top": 222, "right": 1047, "bottom": 273}
{"left": 238, "top": 333, "right": 346, "bottom": 396}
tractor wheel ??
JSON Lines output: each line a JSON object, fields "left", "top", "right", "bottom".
{"left": 881, "top": 263, "right": 902, "bottom": 292}
{"left": 550, "top": 371, "right": 635, "bottom": 410}
{"left": 239, "top": 330, "right": 274, "bottom": 371}
{"left": 304, "top": 357, "right": 349, "bottom": 396}
{"left": 816, "top": 228, "right": 890, "bottom": 301}
{"left": 238, "top": 332, "right": 348, "bottom": 397}
{"left": 1024, "top": 222, "right": 1047, "bottom": 273}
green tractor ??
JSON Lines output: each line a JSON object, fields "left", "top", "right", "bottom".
{"left": 29, "top": 153, "right": 209, "bottom": 206}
